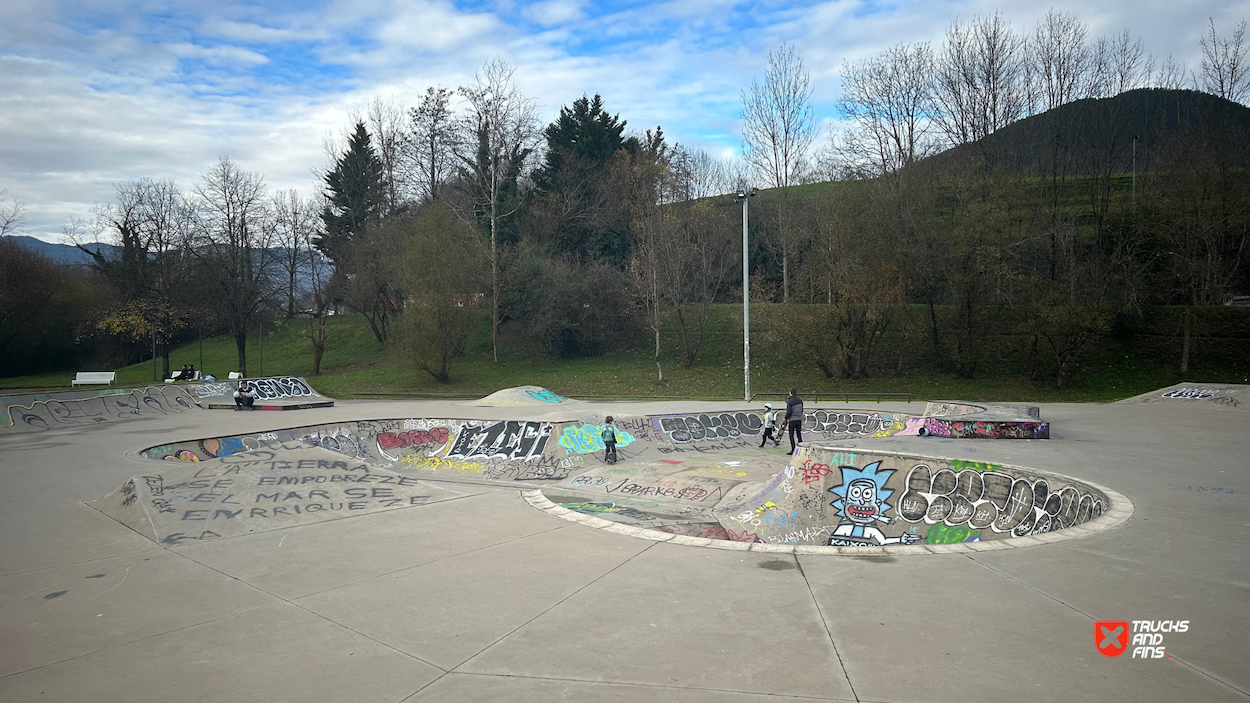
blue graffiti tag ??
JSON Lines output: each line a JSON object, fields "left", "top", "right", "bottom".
{"left": 527, "top": 389, "right": 566, "bottom": 403}
{"left": 559, "top": 424, "right": 636, "bottom": 454}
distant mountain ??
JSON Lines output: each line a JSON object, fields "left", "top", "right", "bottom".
{"left": 5, "top": 235, "right": 118, "bottom": 266}
{"left": 4, "top": 235, "right": 331, "bottom": 295}
{"left": 918, "top": 88, "right": 1250, "bottom": 177}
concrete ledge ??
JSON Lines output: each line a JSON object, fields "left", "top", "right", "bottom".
{"left": 703, "top": 539, "right": 753, "bottom": 551}
{"left": 749, "top": 543, "right": 796, "bottom": 554}
{"left": 665, "top": 534, "right": 717, "bottom": 547}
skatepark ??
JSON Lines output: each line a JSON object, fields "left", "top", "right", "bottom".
{"left": 1, "top": 380, "right": 1247, "bottom": 702}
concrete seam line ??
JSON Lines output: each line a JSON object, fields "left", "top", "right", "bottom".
{"left": 449, "top": 541, "right": 660, "bottom": 673}
{"left": 795, "top": 555, "right": 861, "bottom": 703}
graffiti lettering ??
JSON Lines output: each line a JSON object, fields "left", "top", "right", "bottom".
{"left": 8, "top": 386, "right": 197, "bottom": 432}
{"left": 559, "top": 424, "right": 636, "bottom": 454}
{"left": 924, "top": 523, "right": 982, "bottom": 544}
{"left": 801, "top": 460, "right": 833, "bottom": 485}
{"left": 378, "top": 427, "right": 450, "bottom": 450}
{"left": 561, "top": 501, "right": 655, "bottom": 521}
{"left": 447, "top": 420, "right": 552, "bottom": 461}
{"left": 655, "top": 412, "right": 763, "bottom": 443}
{"left": 1162, "top": 388, "right": 1217, "bottom": 399}
{"left": 250, "top": 377, "right": 315, "bottom": 400}
{"left": 526, "top": 389, "right": 566, "bottom": 403}
{"left": 898, "top": 462, "right": 1102, "bottom": 534}
{"left": 804, "top": 410, "right": 896, "bottom": 437}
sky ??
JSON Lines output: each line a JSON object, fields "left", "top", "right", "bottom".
{"left": 2, "top": 0, "right": 1247, "bottom": 242}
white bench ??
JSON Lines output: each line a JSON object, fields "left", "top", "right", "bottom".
{"left": 164, "top": 371, "right": 201, "bottom": 383}
{"left": 72, "top": 372, "right": 116, "bottom": 386}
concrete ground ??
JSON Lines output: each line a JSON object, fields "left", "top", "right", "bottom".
{"left": 0, "top": 398, "right": 1246, "bottom": 702}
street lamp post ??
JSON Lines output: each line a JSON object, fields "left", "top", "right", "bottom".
{"left": 1131, "top": 135, "right": 1139, "bottom": 207}
{"left": 732, "top": 187, "right": 758, "bottom": 402}
{"left": 146, "top": 305, "right": 160, "bottom": 383}
{"left": 258, "top": 315, "right": 263, "bottom": 378}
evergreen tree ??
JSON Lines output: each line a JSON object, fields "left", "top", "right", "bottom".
{"left": 533, "top": 94, "right": 635, "bottom": 191}
{"left": 318, "top": 121, "right": 385, "bottom": 266}
{"left": 529, "top": 94, "right": 643, "bottom": 264}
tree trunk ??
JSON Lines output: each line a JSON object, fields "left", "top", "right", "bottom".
{"left": 675, "top": 305, "right": 693, "bottom": 366}
{"left": 653, "top": 274, "right": 663, "bottom": 382}
{"left": 927, "top": 298, "right": 942, "bottom": 364}
{"left": 491, "top": 201, "right": 499, "bottom": 363}
{"left": 782, "top": 252, "right": 789, "bottom": 303}
{"left": 235, "top": 331, "right": 248, "bottom": 377}
{"left": 311, "top": 314, "right": 327, "bottom": 376}
{"left": 1180, "top": 306, "right": 1191, "bottom": 374}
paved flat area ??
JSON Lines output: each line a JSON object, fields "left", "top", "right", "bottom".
{"left": 0, "top": 398, "right": 1246, "bottom": 702}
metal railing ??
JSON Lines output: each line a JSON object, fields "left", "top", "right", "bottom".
{"left": 748, "top": 391, "right": 911, "bottom": 404}
{"left": 350, "top": 391, "right": 911, "bottom": 403}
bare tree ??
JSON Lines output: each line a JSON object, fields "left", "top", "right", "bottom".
{"left": 932, "top": 13, "right": 1030, "bottom": 147}
{"left": 1030, "top": 9, "right": 1092, "bottom": 111}
{"left": 631, "top": 209, "right": 667, "bottom": 380}
{"left": 271, "top": 188, "right": 319, "bottom": 318}
{"left": 141, "top": 179, "right": 196, "bottom": 302}
{"left": 0, "top": 187, "right": 25, "bottom": 236}
{"left": 658, "top": 202, "right": 737, "bottom": 366}
{"left": 1151, "top": 54, "right": 1189, "bottom": 90}
{"left": 1199, "top": 18, "right": 1250, "bottom": 103}
{"left": 668, "top": 145, "right": 725, "bottom": 202}
{"left": 406, "top": 87, "right": 460, "bottom": 204}
{"left": 301, "top": 193, "right": 334, "bottom": 375}
{"left": 1104, "top": 29, "right": 1148, "bottom": 95}
{"left": 366, "top": 95, "right": 407, "bottom": 213}
{"left": 719, "top": 155, "right": 752, "bottom": 194}
{"left": 454, "top": 58, "right": 541, "bottom": 362}
{"left": 741, "top": 43, "right": 816, "bottom": 302}
{"left": 838, "top": 42, "right": 937, "bottom": 178}
{"left": 67, "top": 179, "right": 195, "bottom": 377}
{"left": 192, "top": 156, "right": 277, "bottom": 376}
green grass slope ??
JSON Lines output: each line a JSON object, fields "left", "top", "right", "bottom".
{"left": 3, "top": 305, "right": 1246, "bottom": 403}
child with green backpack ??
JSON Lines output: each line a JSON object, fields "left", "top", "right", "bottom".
{"left": 601, "top": 417, "right": 618, "bottom": 464}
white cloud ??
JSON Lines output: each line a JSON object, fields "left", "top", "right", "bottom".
{"left": 165, "top": 42, "right": 270, "bottom": 67}
{"left": 2, "top": 0, "right": 1247, "bottom": 242}
{"left": 200, "top": 19, "right": 307, "bottom": 43}
{"left": 522, "top": 0, "right": 585, "bottom": 27}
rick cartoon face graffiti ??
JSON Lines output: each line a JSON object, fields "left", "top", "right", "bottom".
{"left": 828, "top": 461, "right": 921, "bottom": 547}
{"left": 844, "top": 478, "right": 880, "bottom": 525}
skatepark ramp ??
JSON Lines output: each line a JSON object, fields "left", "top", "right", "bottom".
{"left": 2, "top": 385, "right": 200, "bottom": 432}
{"left": 89, "top": 445, "right": 470, "bottom": 545}
{"left": 1, "top": 377, "right": 328, "bottom": 432}
{"left": 473, "top": 385, "right": 578, "bottom": 407}
{"left": 703, "top": 446, "right": 1112, "bottom": 548}
{"left": 1119, "top": 383, "right": 1247, "bottom": 410}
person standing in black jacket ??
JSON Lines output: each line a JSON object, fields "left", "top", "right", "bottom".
{"left": 785, "top": 387, "right": 804, "bottom": 455}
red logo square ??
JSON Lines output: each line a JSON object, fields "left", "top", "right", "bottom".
{"left": 1096, "top": 621, "right": 1129, "bottom": 657}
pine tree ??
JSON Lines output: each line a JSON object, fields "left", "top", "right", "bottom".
{"left": 317, "top": 121, "right": 385, "bottom": 267}
{"left": 533, "top": 94, "right": 634, "bottom": 191}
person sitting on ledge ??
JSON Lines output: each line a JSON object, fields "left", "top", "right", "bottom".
{"left": 233, "top": 381, "right": 257, "bottom": 411}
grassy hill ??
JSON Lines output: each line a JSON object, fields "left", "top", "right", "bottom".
{"left": 3, "top": 304, "right": 1246, "bottom": 403}
{"left": 922, "top": 88, "right": 1250, "bottom": 177}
